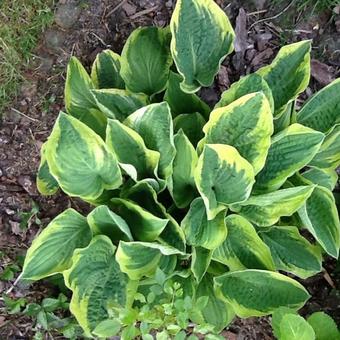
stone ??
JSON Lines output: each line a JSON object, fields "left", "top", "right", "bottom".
{"left": 55, "top": 2, "right": 81, "bottom": 29}
{"left": 44, "top": 29, "right": 66, "bottom": 51}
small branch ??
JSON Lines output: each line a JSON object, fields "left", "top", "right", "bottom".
{"left": 248, "top": 0, "right": 296, "bottom": 31}
{"left": 129, "top": 5, "right": 158, "bottom": 20}
{"left": 11, "top": 108, "right": 39, "bottom": 123}
{"left": 6, "top": 273, "right": 23, "bottom": 295}
{"left": 105, "top": 0, "right": 127, "bottom": 18}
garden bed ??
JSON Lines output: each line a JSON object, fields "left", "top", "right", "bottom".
{"left": 0, "top": 0, "right": 339, "bottom": 338}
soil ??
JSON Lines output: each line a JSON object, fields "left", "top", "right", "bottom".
{"left": 0, "top": 0, "right": 339, "bottom": 339}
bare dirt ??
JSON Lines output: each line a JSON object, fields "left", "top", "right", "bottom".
{"left": 0, "top": 0, "right": 339, "bottom": 338}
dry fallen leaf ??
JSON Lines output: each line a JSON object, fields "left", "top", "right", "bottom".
{"left": 311, "top": 59, "right": 335, "bottom": 86}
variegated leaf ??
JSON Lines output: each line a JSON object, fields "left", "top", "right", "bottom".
{"left": 91, "top": 49, "right": 125, "bottom": 89}
{"left": 164, "top": 71, "right": 210, "bottom": 118}
{"left": 125, "top": 102, "right": 176, "bottom": 180}
{"left": 173, "top": 112, "right": 206, "bottom": 147}
{"left": 36, "top": 142, "right": 59, "bottom": 195}
{"left": 194, "top": 144, "right": 255, "bottom": 220}
{"left": 22, "top": 209, "right": 92, "bottom": 280}
{"left": 200, "top": 92, "right": 273, "bottom": 174}
{"left": 110, "top": 198, "right": 168, "bottom": 242}
{"left": 260, "top": 226, "right": 322, "bottom": 279}
{"left": 45, "top": 112, "right": 122, "bottom": 200}
{"left": 169, "top": 130, "right": 198, "bottom": 208}
{"left": 215, "top": 270, "right": 310, "bottom": 317}
{"left": 235, "top": 186, "right": 314, "bottom": 227}
{"left": 212, "top": 214, "right": 275, "bottom": 271}
{"left": 87, "top": 205, "right": 133, "bottom": 243}
{"left": 116, "top": 241, "right": 184, "bottom": 280}
{"left": 182, "top": 197, "right": 227, "bottom": 250}
{"left": 65, "top": 56, "right": 107, "bottom": 137}
{"left": 106, "top": 119, "right": 159, "bottom": 181}
{"left": 296, "top": 78, "right": 340, "bottom": 132}
{"left": 64, "top": 236, "right": 126, "bottom": 336}
{"left": 170, "top": 0, "right": 235, "bottom": 93}
{"left": 92, "top": 89, "right": 148, "bottom": 121}
{"left": 257, "top": 40, "right": 311, "bottom": 113}
{"left": 255, "top": 124, "right": 324, "bottom": 192}
{"left": 120, "top": 27, "right": 172, "bottom": 96}
{"left": 215, "top": 73, "right": 274, "bottom": 112}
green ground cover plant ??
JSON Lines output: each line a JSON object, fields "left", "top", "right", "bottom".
{"left": 19, "top": 0, "right": 340, "bottom": 338}
{"left": 0, "top": 0, "right": 53, "bottom": 114}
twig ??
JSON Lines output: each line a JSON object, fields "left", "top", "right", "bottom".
{"left": 105, "top": 0, "right": 127, "bottom": 18}
{"left": 248, "top": 0, "right": 296, "bottom": 30}
{"left": 247, "top": 9, "right": 267, "bottom": 16}
{"left": 130, "top": 5, "right": 158, "bottom": 20}
{"left": 5, "top": 273, "right": 22, "bottom": 295}
{"left": 323, "top": 269, "right": 336, "bottom": 289}
{"left": 90, "top": 32, "right": 110, "bottom": 47}
{"left": 11, "top": 108, "right": 39, "bottom": 123}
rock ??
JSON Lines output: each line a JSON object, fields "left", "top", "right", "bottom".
{"left": 44, "top": 29, "right": 66, "bottom": 52}
{"left": 55, "top": 2, "right": 81, "bottom": 29}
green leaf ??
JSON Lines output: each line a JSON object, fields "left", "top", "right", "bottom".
{"left": 91, "top": 49, "right": 124, "bottom": 89}
{"left": 164, "top": 71, "right": 210, "bottom": 118}
{"left": 91, "top": 89, "right": 148, "bottom": 121}
{"left": 301, "top": 168, "right": 338, "bottom": 191}
{"left": 22, "top": 209, "right": 92, "bottom": 280}
{"left": 106, "top": 119, "right": 159, "bottom": 181}
{"left": 194, "top": 144, "right": 255, "bottom": 220}
{"left": 116, "top": 241, "right": 184, "bottom": 280}
{"left": 121, "top": 181, "right": 186, "bottom": 251}
{"left": 182, "top": 197, "right": 227, "bottom": 250}
{"left": 45, "top": 112, "right": 122, "bottom": 200}
{"left": 200, "top": 92, "right": 273, "bottom": 174}
{"left": 214, "top": 269, "right": 310, "bottom": 317}
{"left": 215, "top": 73, "right": 274, "bottom": 112}
{"left": 110, "top": 198, "right": 168, "bottom": 242}
{"left": 120, "top": 27, "right": 172, "bottom": 96}
{"left": 296, "top": 78, "right": 340, "bottom": 132}
{"left": 173, "top": 112, "right": 206, "bottom": 147}
{"left": 92, "top": 319, "right": 121, "bottom": 337}
{"left": 125, "top": 102, "right": 176, "bottom": 180}
{"left": 298, "top": 186, "right": 340, "bottom": 258}
{"left": 257, "top": 40, "right": 311, "bottom": 113}
{"left": 191, "top": 247, "right": 212, "bottom": 282}
{"left": 36, "top": 142, "right": 58, "bottom": 195}
{"left": 271, "top": 307, "right": 297, "bottom": 339}
{"left": 307, "top": 312, "right": 340, "bottom": 340}
{"left": 170, "top": 0, "right": 235, "bottom": 93}
{"left": 260, "top": 226, "right": 322, "bottom": 279}
{"left": 195, "top": 274, "right": 235, "bottom": 332}
{"left": 64, "top": 236, "right": 126, "bottom": 335}
{"left": 255, "top": 124, "right": 324, "bottom": 193}
{"left": 87, "top": 205, "right": 133, "bottom": 243}
{"left": 280, "top": 314, "right": 315, "bottom": 340}
{"left": 213, "top": 214, "right": 275, "bottom": 271}
{"left": 169, "top": 130, "right": 198, "bottom": 208}
{"left": 65, "top": 56, "right": 106, "bottom": 137}
{"left": 309, "top": 124, "right": 340, "bottom": 169}
{"left": 236, "top": 186, "right": 314, "bottom": 227}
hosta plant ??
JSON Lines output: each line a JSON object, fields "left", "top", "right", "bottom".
{"left": 21, "top": 0, "right": 340, "bottom": 338}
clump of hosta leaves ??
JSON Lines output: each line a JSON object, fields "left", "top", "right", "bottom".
{"left": 21, "top": 0, "right": 340, "bottom": 338}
